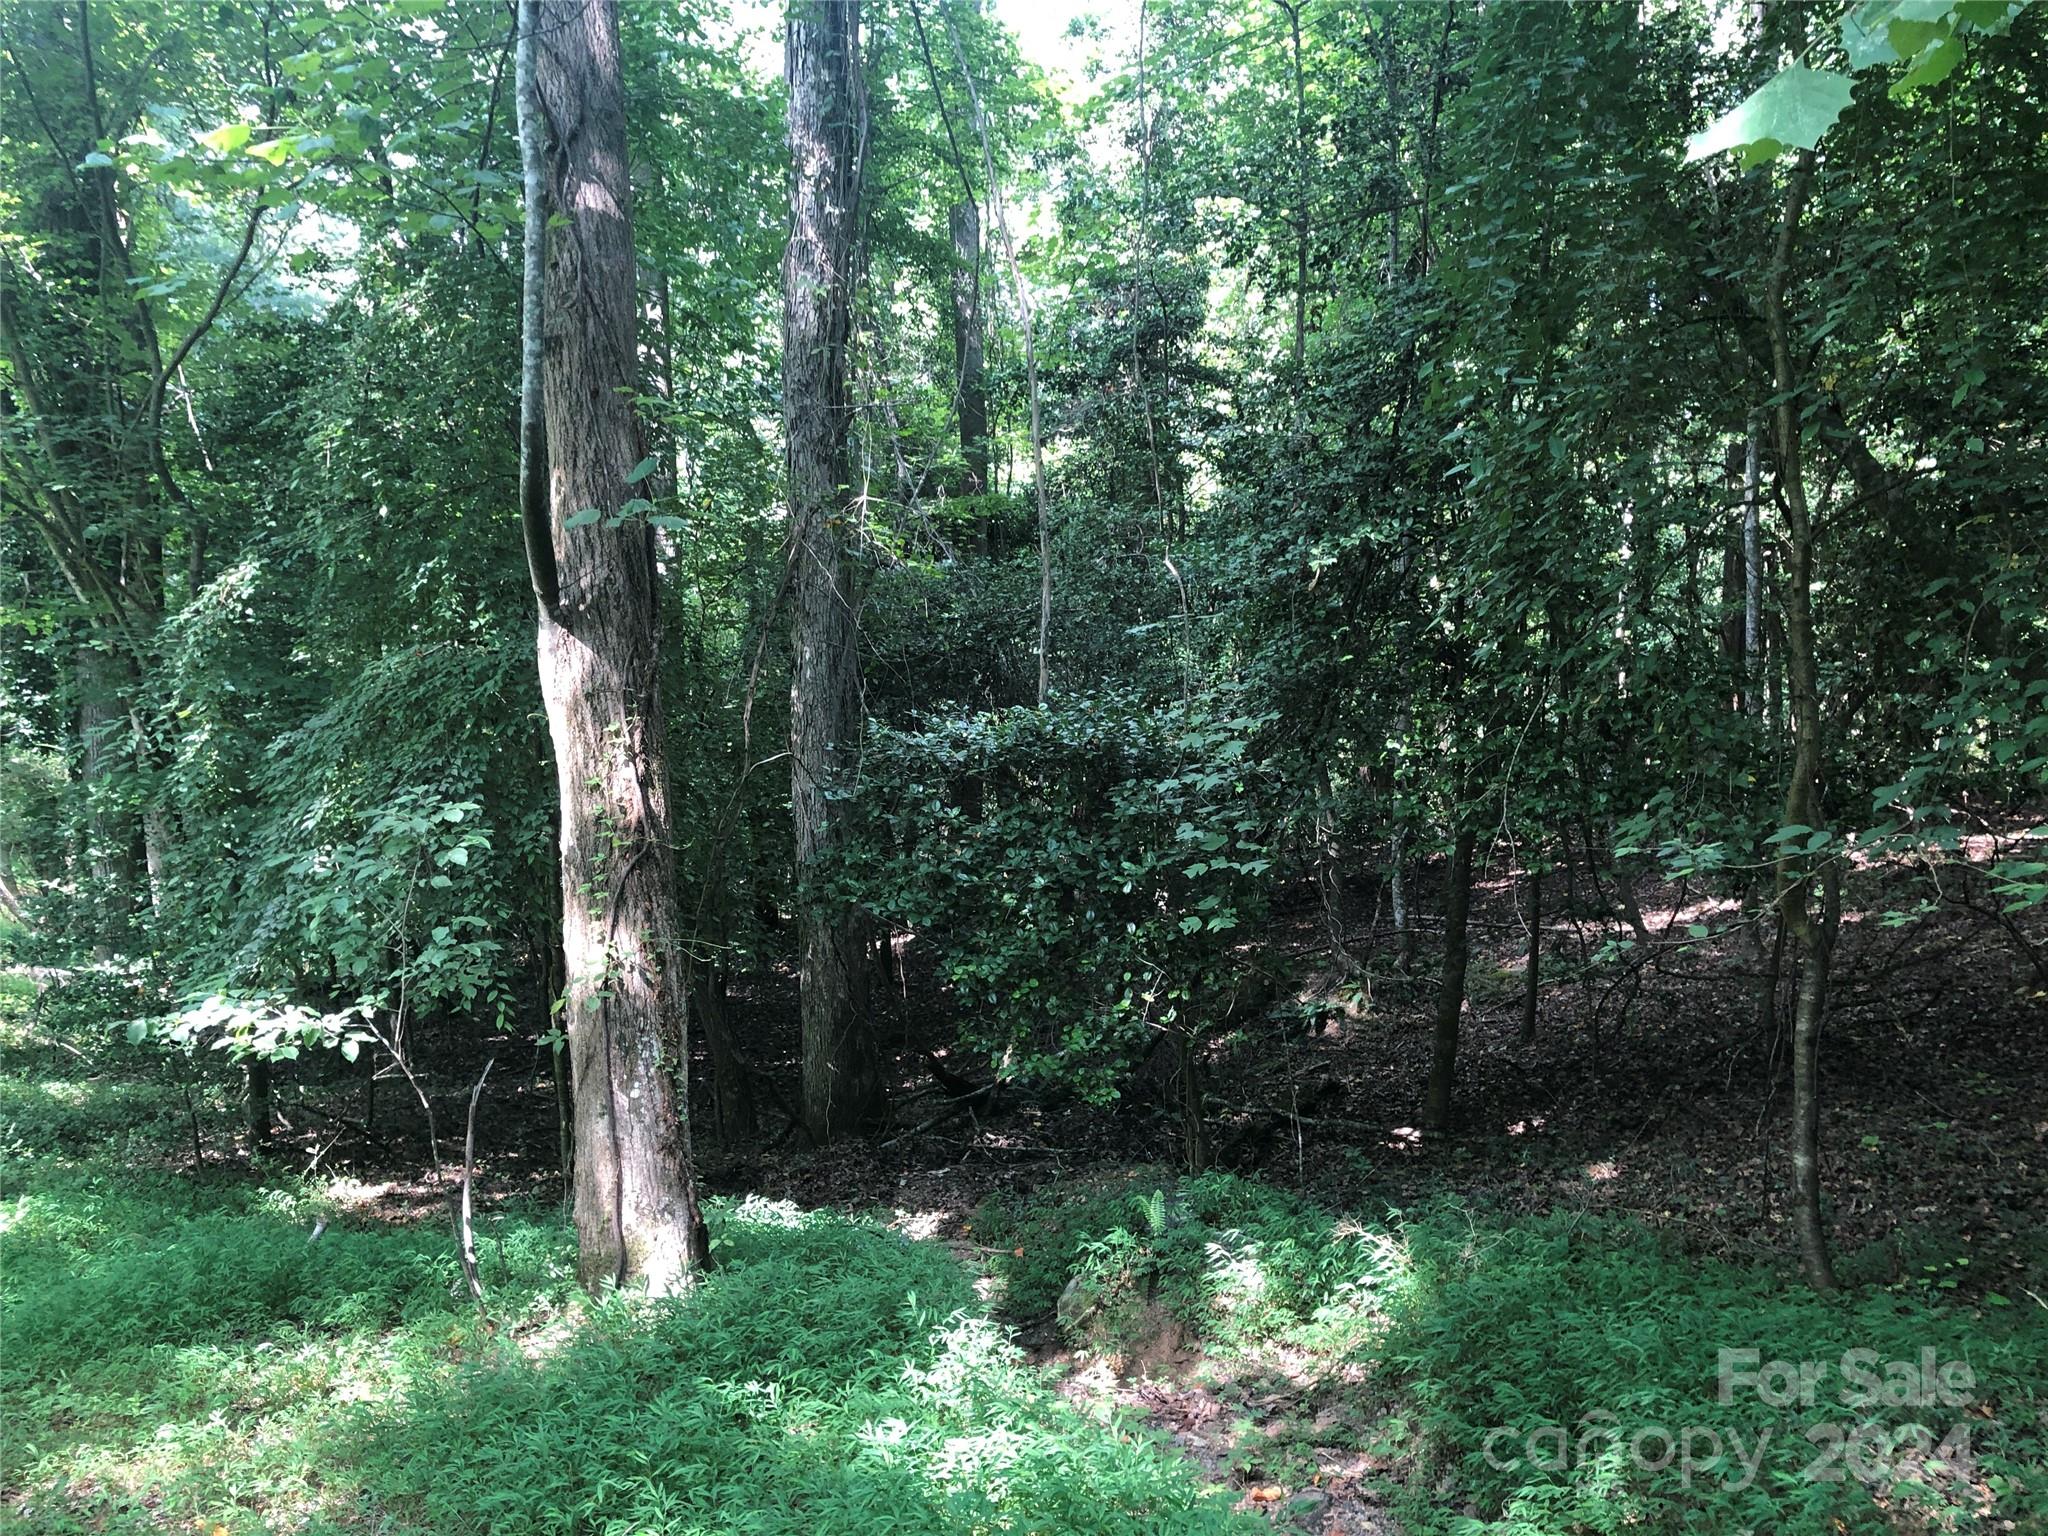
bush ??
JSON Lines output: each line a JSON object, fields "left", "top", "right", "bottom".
{"left": 829, "top": 691, "right": 1281, "bottom": 1103}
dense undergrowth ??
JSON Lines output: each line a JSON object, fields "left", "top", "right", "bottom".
{"left": 2, "top": 981, "right": 1252, "bottom": 1536}
{"left": 7, "top": 977, "right": 2046, "bottom": 1535}
{"left": 980, "top": 1174, "right": 2048, "bottom": 1534}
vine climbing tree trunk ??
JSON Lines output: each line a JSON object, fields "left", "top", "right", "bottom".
{"left": 520, "top": 0, "right": 706, "bottom": 1293}
{"left": 785, "top": 0, "right": 883, "bottom": 1142}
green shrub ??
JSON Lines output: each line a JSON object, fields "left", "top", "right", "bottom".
{"left": 828, "top": 692, "right": 1281, "bottom": 1103}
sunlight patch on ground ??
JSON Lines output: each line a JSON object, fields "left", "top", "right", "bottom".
{"left": 889, "top": 1208, "right": 953, "bottom": 1240}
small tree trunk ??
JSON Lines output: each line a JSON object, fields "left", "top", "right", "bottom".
{"left": 246, "top": 1057, "right": 273, "bottom": 1154}
{"left": 77, "top": 644, "right": 133, "bottom": 958}
{"left": 693, "top": 965, "right": 756, "bottom": 1143}
{"left": 1422, "top": 826, "right": 1475, "bottom": 1131}
{"left": 1763, "top": 149, "right": 1837, "bottom": 1293}
{"left": 1176, "top": 1026, "right": 1208, "bottom": 1172}
{"left": 1519, "top": 864, "right": 1542, "bottom": 1046}
{"left": 1390, "top": 829, "right": 1414, "bottom": 974}
{"left": 1742, "top": 411, "right": 1763, "bottom": 720}
{"left": 948, "top": 28, "right": 1052, "bottom": 703}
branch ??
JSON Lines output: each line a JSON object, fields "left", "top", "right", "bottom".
{"left": 127, "top": 187, "right": 284, "bottom": 452}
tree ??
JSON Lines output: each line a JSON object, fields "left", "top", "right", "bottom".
{"left": 785, "top": 0, "right": 883, "bottom": 1142}
{"left": 521, "top": 0, "right": 706, "bottom": 1292}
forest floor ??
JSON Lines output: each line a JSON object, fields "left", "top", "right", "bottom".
{"left": 4, "top": 844, "right": 2046, "bottom": 1534}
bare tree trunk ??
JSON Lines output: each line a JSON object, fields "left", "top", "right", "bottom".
{"left": 693, "top": 964, "right": 755, "bottom": 1143}
{"left": 1390, "top": 830, "right": 1414, "bottom": 973}
{"left": 1280, "top": 0, "right": 1308, "bottom": 371}
{"left": 949, "top": 28, "right": 1052, "bottom": 703}
{"left": 1763, "top": 150, "right": 1837, "bottom": 1293}
{"left": 523, "top": 0, "right": 706, "bottom": 1293}
{"left": 786, "top": 0, "right": 883, "bottom": 1142}
{"left": 1743, "top": 410, "right": 1763, "bottom": 719}
{"left": 1422, "top": 826, "right": 1475, "bottom": 1131}
{"left": 1175, "top": 1026, "right": 1208, "bottom": 1172}
{"left": 949, "top": 200, "right": 990, "bottom": 543}
{"left": 1520, "top": 864, "right": 1542, "bottom": 1046}
{"left": 76, "top": 644, "right": 132, "bottom": 957}
{"left": 246, "top": 1057, "right": 273, "bottom": 1154}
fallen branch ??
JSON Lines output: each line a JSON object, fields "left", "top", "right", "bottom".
{"left": 458, "top": 1056, "right": 494, "bottom": 1306}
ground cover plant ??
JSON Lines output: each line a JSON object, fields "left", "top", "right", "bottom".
{"left": 4, "top": 0, "right": 2045, "bottom": 1531}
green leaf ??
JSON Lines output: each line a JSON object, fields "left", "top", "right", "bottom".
{"left": 79, "top": 151, "right": 115, "bottom": 169}
{"left": 1843, "top": 2, "right": 1909, "bottom": 67}
{"left": 624, "top": 455, "right": 658, "bottom": 485}
{"left": 200, "top": 122, "right": 253, "bottom": 154}
{"left": 1685, "top": 66, "right": 1856, "bottom": 166}
{"left": 1892, "top": 33, "right": 1965, "bottom": 97}
{"left": 564, "top": 507, "right": 602, "bottom": 529}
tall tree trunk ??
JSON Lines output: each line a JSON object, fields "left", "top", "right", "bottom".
{"left": 1422, "top": 825, "right": 1475, "bottom": 1131}
{"left": 522, "top": 0, "right": 706, "bottom": 1293}
{"left": 949, "top": 200, "right": 990, "bottom": 537}
{"left": 1763, "top": 150, "right": 1837, "bottom": 1293}
{"left": 1280, "top": 0, "right": 1308, "bottom": 371}
{"left": 949, "top": 28, "right": 1052, "bottom": 703}
{"left": 785, "top": 0, "right": 882, "bottom": 1142}
{"left": 1743, "top": 410, "right": 1764, "bottom": 720}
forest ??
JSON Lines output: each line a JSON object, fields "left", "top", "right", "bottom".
{"left": 1, "top": 0, "right": 2045, "bottom": 1531}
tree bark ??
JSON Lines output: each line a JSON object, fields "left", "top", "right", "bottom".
{"left": 1519, "top": 864, "right": 1542, "bottom": 1046}
{"left": 1743, "top": 410, "right": 1763, "bottom": 720}
{"left": 1422, "top": 825, "right": 1475, "bottom": 1131}
{"left": 524, "top": 0, "right": 706, "bottom": 1293}
{"left": 949, "top": 27, "right": 1053, "bottom": 703}
{"left": 1280, "top": 0, "right": 1308, "bottom": 371}
{"left": 949, "top": 200, "right": 990, "bottom": 522}
{"left": 75, "top": 644, "right": 133, "bottom": 958}
{"left": 246, "top": 1057, "right": 273, "bottom": 1154}
{"left": 785, "top": 0, "right": 883, "bottom": 1142}
{"left": 693, "top": 964, "right": 756, "bottom": 1143}
{"left": 1763, "top": 150, "right": 1837, "bottom": 1293}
